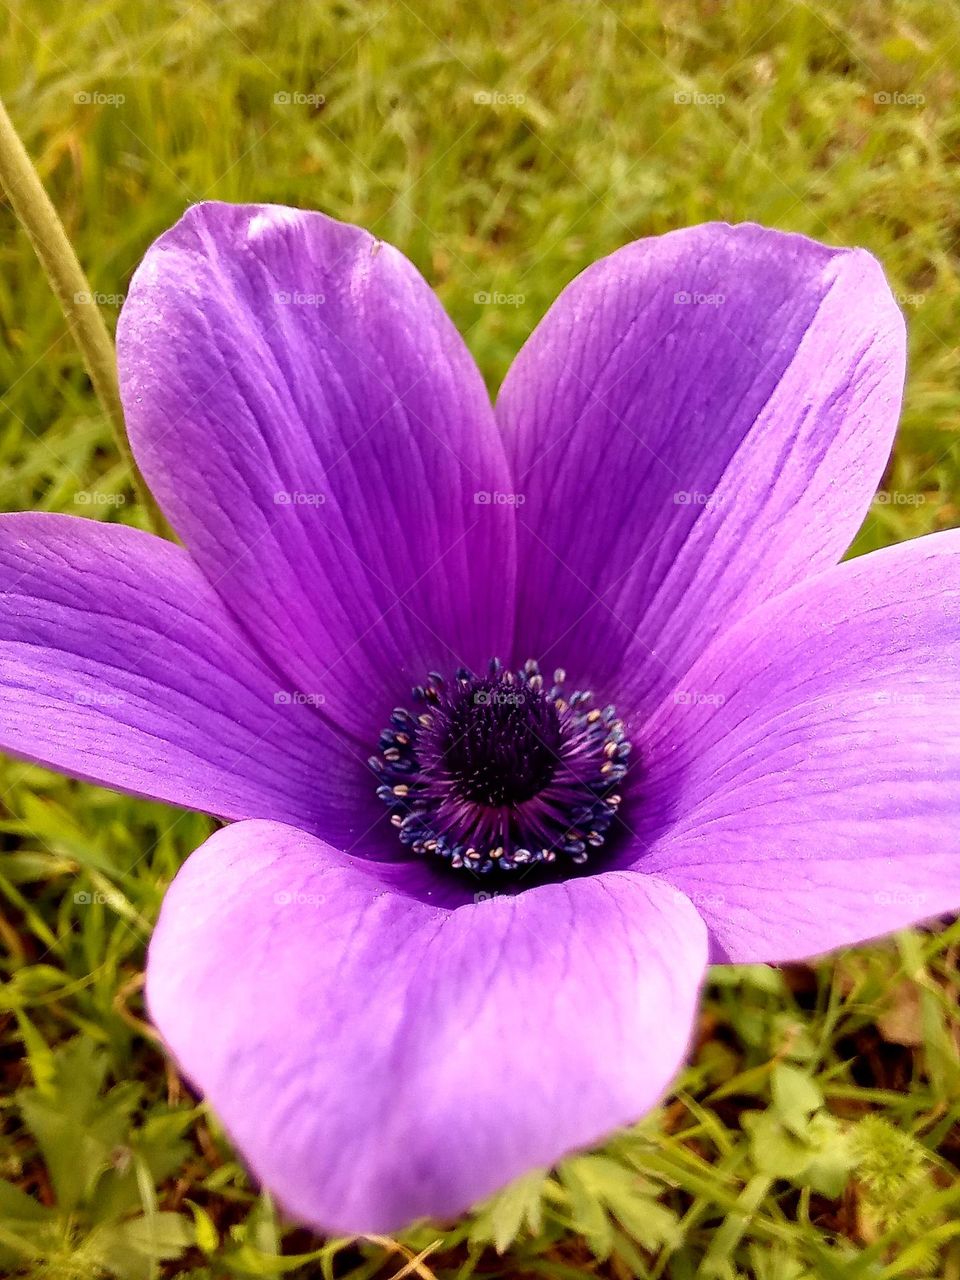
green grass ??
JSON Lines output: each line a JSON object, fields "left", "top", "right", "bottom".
{"left": 1, "top": 1, "right": 959, "bottom": 1276}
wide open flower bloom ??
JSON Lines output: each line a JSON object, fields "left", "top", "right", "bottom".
{"left": 1, "top": 204, "right": 958, "bottom": 1234}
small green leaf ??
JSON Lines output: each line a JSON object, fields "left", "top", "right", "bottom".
{"left": 744, "top": 1111, "right": 812, "bottom": 1180}
{"left": 0, "top": 1179, "right": 54, "bottom": 1223}
{"left": 84, "top": 1211, "right": 193, "bottom": 1280}
{"left": 488, "top": 1168, "right": 546, "bottom": 1252}
{"left": 186, "top": 1200, "right": 219, "bottom": 1254}
{"left": 771, "top": 1064, "right": 823, "bottom": 1138}
{"left": 559, "top": 1159, "right": 615, "bottom": 1259}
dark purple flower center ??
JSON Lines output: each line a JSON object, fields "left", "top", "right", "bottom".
{"left": 370, "top": 659, "right": 630, "bottom": 876}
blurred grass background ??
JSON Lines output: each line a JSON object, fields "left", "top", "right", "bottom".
{"left": 1, "top": 1, "right": 959, "bottom": 1276}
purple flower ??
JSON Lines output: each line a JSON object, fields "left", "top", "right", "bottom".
{"left": 1, "top": 203, "right": 958, "bottom": 1235}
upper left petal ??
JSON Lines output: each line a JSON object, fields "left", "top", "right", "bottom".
{"left": 147, "top": 819, "right": 707, "bottom": 1234}
{"left": 117, "top": 203, "right": 516, "bottom": 739}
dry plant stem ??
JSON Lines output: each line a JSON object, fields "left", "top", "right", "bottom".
{"left": 0, "top": 95, "right": 167, "bottom": 536}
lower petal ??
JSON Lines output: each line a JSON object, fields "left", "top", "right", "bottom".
{"left": 147, "top": 820, "right": 707, "bottom": 1234}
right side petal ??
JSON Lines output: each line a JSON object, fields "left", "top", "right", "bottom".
{"left": 0, "top": 512, "right": 368, "bottom": 839}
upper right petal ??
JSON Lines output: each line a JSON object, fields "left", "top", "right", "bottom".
{"left": 497, "top": 223, "right": 906, "bottom": 718}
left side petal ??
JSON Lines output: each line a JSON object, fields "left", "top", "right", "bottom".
{"left": 117, "top": 203, "right": 515, "bottom": 740}
{"left": 0, "top": 512, "right": 367, "bottom": 838}
{"left": 147, "top": 819, "right": 707, "bottom": 1235}
{"left": 497, "top": 223, "right": 905, "bottom": 716}
{"left": 631, "top": 530, "right": 960, "bottom": 963}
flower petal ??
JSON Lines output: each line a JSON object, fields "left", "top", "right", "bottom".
{"left": 497, "top": 223, "right": 905, "bottom": 716}
{"left": 0, "top": 512, "right": 369, "bottom": 841}
{"left": 147, "top": 819, "right": 707, "bottom": 1234}
{"left": 630, "top": 530, "right": 960, "bottom": 962}
{"left": 117, "top": 203, "right": 515, "bottom": 740}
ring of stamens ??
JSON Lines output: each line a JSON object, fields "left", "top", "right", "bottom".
{"left": 370, "top": 659, "right": 630, "bottom": 876}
